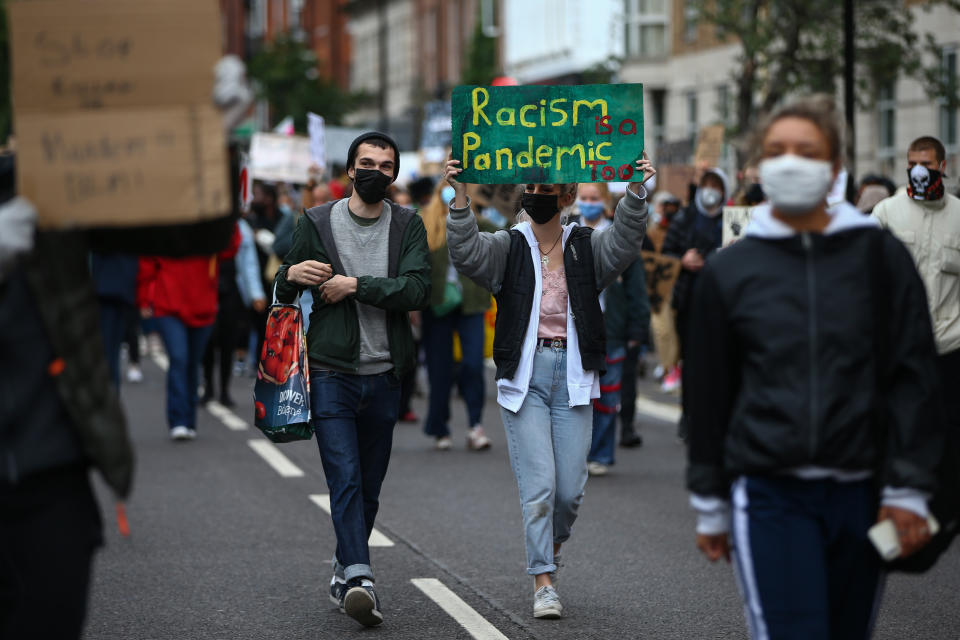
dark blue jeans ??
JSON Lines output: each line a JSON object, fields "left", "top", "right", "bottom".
{"left": 421, "top": 309, "right": 485, "bottom": 437}
{"left": 731, "top": 476, "right": 883, "bottom": 640}
{"left": 154, "top": 316, "right": 213, "bottom": 430}
{"left": 310, "top": 369, "right": 401, "bottom": 581}
{"left": 98, "top": 301, "right": 129, "bottom": 390}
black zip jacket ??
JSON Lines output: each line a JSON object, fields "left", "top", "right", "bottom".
{"left": 685, "top": 227, "right": 943, "bottom": 499}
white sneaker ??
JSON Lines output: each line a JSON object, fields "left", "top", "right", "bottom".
{"left": 466, "top": 425, "right": 491, "bottom": 450}
{"left": 587, "top": 461, "right": 609, "bottom": 477}
{"left": 126, "top": 365, "right": 143, "bottom": 383}
{"left": 170, "top": 426, "right": 195, "bottom": 441}
{"left": 533, "top": 585, "right": 563, "bottom": 619}
{"left": 435, "top": 436, "right": 452, "bottom": 451}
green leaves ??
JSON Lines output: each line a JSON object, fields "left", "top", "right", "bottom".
{"left": 247, "top": 33, "right": 357, "bottom": 133}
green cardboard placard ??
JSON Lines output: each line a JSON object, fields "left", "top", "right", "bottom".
{"left": 451, "top": 83, "right": 644, "bottom": 184}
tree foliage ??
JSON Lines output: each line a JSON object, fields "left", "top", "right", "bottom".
{"left": 461, "top": 7, "right": 498, "bottom": 86}
{"left": 247, "top": 33, "right": 355, "bottom": 132}
{"left": 691, "top": 0, "right": 960, "bottom": 149}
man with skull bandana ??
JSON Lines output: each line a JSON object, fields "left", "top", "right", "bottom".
{"left": 873, "top": 135, "right": 960, "bottom": 441}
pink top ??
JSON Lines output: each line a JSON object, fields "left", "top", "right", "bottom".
{"left": 538, "top": 266, "right": 568, "bottom": 339}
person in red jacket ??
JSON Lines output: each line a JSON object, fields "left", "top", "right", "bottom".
{"left": 138, "top": 227, "right": 241, "bottom": 440}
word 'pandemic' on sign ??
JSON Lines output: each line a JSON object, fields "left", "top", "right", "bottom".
{"left": 452, "top": 84, "right": 644, "bottom": 185}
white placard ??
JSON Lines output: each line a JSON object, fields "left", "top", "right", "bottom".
{"left": 307, "top": 112, "right": 327, "bottom": 172}
{"left": 722, "top": 206, "right": 754, "bottom": 247}
{"left": 249, "top": 132, "right": 313, "bottom": 184}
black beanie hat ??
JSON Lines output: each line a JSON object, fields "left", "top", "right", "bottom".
{"left": 347, "top": 131, "right": 400, "bottom": 179}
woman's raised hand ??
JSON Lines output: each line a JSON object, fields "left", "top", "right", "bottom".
{"left": 444, "top": 154, "right": 468, "bottom": 208}
{"left": 629, "top": 151, "right": 656, "bottom": 195}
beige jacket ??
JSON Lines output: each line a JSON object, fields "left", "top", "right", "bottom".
{"left": 873, "top": 191, "right": 960, "bottom": 354}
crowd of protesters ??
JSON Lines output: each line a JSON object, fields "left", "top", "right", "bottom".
{"left": 3, "top": 97, "right": 960, "bottom": 638}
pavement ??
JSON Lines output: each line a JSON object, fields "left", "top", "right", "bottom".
{"left": 84, "top": 354, "right": 960, "bottom": 640}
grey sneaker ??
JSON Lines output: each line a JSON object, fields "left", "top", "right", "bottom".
{"left": 329, "top": 575, "right": 347, "bottom": 612}
{"left": 344, "top": 578, "right": 383, "bottom": 627}
{"left": 533, "top": 585, "right": 563, "bottom": 619}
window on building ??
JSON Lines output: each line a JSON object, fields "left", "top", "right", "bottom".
{"left": 716, "top": 84, "right": 730, "bottom": 125}
{"left": 687, "top": 90, "right": 699, "bottom": 148}
{"left": 878, "top": 82, "right": 896, "bottom": 158}
{"left": 651, "top": 88, "right": 666, "bottom": 151}
{"left": 684, "top": 0, "right": 699, "bottom": 44}
{"left": 624, "top": 0, "right": 668, "bottom": 59}
{"left": 940, "top": 48, "right": 958, "bottom": 150}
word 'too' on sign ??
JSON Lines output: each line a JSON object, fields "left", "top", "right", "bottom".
{"left": 451, "top": 84, "right": 644, "bottom": 185}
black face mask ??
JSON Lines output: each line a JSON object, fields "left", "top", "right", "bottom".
{"left": 521, "top": 192, "right": 560, "bottom": 225}
{"left": 352, "top": 168, "right": 393, "bottom": 204}
{"left": 744, "top": 182, "right": 765, "bottom": 206}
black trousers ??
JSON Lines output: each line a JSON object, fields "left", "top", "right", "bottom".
{"left": 0, "top": 466, "right": 102, "bottom": 640}
{"left": 203, "top": 289, "right": 244, "bottom": 398}
{"left": 619, "top": 344, "right": 641, "bottom": 433}
{"left": 938, "top": 348, "right": 960, "bottom": 432}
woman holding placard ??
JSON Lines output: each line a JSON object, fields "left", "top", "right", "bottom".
{"left": 443, "top": 153, "right": 654, "bottom": 619}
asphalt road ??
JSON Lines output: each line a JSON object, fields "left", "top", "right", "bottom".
{"left": 84, "top": 357, "right": 960, "bottom": 640}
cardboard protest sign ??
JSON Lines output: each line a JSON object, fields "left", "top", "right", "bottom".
{"left": 9, "top": 0, "right": 229, "bottom": 229}
{"left": 694, "top": 124, "right": 725, "bottom": 167}
{"left": 452, "top": 84, "right": 644, "bottom": 184}
{"left": 641, "top": 251, "right": 681, "bottom": 314}
{"left": 249, "top": 133, "right": 313, "bottom": 184}
{"left": 722, "top": 206, "right": 754, "bottom": 246}
{"left": 657, "top": 165, "right": 696, "bottom": 202}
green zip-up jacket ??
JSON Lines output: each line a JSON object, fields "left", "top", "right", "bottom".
{"left": 275, "top": 199, "right": 431, "bottom": 378}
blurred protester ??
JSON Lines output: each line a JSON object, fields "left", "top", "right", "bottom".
{"left": 138, "top": 228, "right": 241, "bottom": 440}
{"left": 276, "top": 132, "right": 430, "bottom": 627}
{"left": 203, "top": 221, "right": 264, "bottom": 407}
{"left": 0, "top": 178, "right": 134, "bottom": 640}
{"left": 390, "top": 186, "right": 412, "bottom": 206}
{"left": 445, "top": 154, "right": 653, "bottom": 620}
{"left": 583, "top": 183, "right": 650, "bottom": 474}
{"left": 733, "top": 163, "right": 765, "bottom": 206}
{"left": 646, "top": 191, "right": 681, "bottom": 253}
{"left": 123, "top": 307, "right": 144, "bottom": 383}
{"left": 858, "top": 173, "right": 897, "bottom": 201}
{"left": 408, "top": 176, "right": 436, "bottom": 211}
{"left": 686, "top": 96, "right": 943, "bottom": 639}
{"left": 420, "top": 182, "right": 494, "bottom": 451}
{"left": 91, "top": 253, "right": 139, "bottom": 389}
{"left": 856, "top": 184, "right": 891, "bottom": 214}
{"left": 873, "top": 136, "right": 960, "bottom": 442}
{"left": 662, "top": 166, "right": 730, "bottom": 437}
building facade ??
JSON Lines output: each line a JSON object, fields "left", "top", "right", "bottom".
{"left": 618, "top": 0, "right": 960, "bottom": 193}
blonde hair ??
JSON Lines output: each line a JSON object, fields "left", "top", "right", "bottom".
{"left": 422, "top": 183, "right": 450, "bottom": 251}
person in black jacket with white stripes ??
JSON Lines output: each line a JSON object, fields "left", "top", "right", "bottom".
{"left": 685, "top": 95, "right": 944, "bottom": 639}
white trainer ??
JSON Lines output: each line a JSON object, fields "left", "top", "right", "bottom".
{"left": 170, "top": 426, "right": 195, "bottom": 441}
{"left": 533, "top": 585, "right": 563, "bottom": 619}
{"left": 466, "top": 425, "right": 491, "bottom": 450}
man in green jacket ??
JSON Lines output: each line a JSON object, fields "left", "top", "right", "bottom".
{"left": 275, "top": 132, "right": 430, "bottom": 628}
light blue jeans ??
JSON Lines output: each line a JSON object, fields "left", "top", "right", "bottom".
{"left": 500, "top": 345, "right": 593, "bottom": 576}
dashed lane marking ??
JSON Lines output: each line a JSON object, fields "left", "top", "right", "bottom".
{"left": 410, "top": 578, "right": 510, "bottom": 640}
{"left": 309, "top": 494, "right": 394, "bottom": 547}
{"left": 248, "top": 439, "right": 305, "bottom": 478}
{"left": 205, "top": 400, "right": 250, "bottom": 431}
{"left": 635, "top": 396, "right": 682, "bottom": 423}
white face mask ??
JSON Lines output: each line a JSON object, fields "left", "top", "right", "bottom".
{"left": 697, "top": 186, "right": 724, "bottom": 212}
{"left": 759, "top": 154, "right": 835, "bottom": 216}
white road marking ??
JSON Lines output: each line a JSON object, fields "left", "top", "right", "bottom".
{"left": 410, "top": 578, "right": 509, "bottom": 640}
{"left": 635, "top": 396, "right": 682, "bottom": 423}
{"left": 309, "top": 495, "right": 394, "bottom": 547}
{"left": 248, "top": 439, "right": 305, "bottom": 478}
{"left": 205, "top": 400, "right": 250, "bottom": 431}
